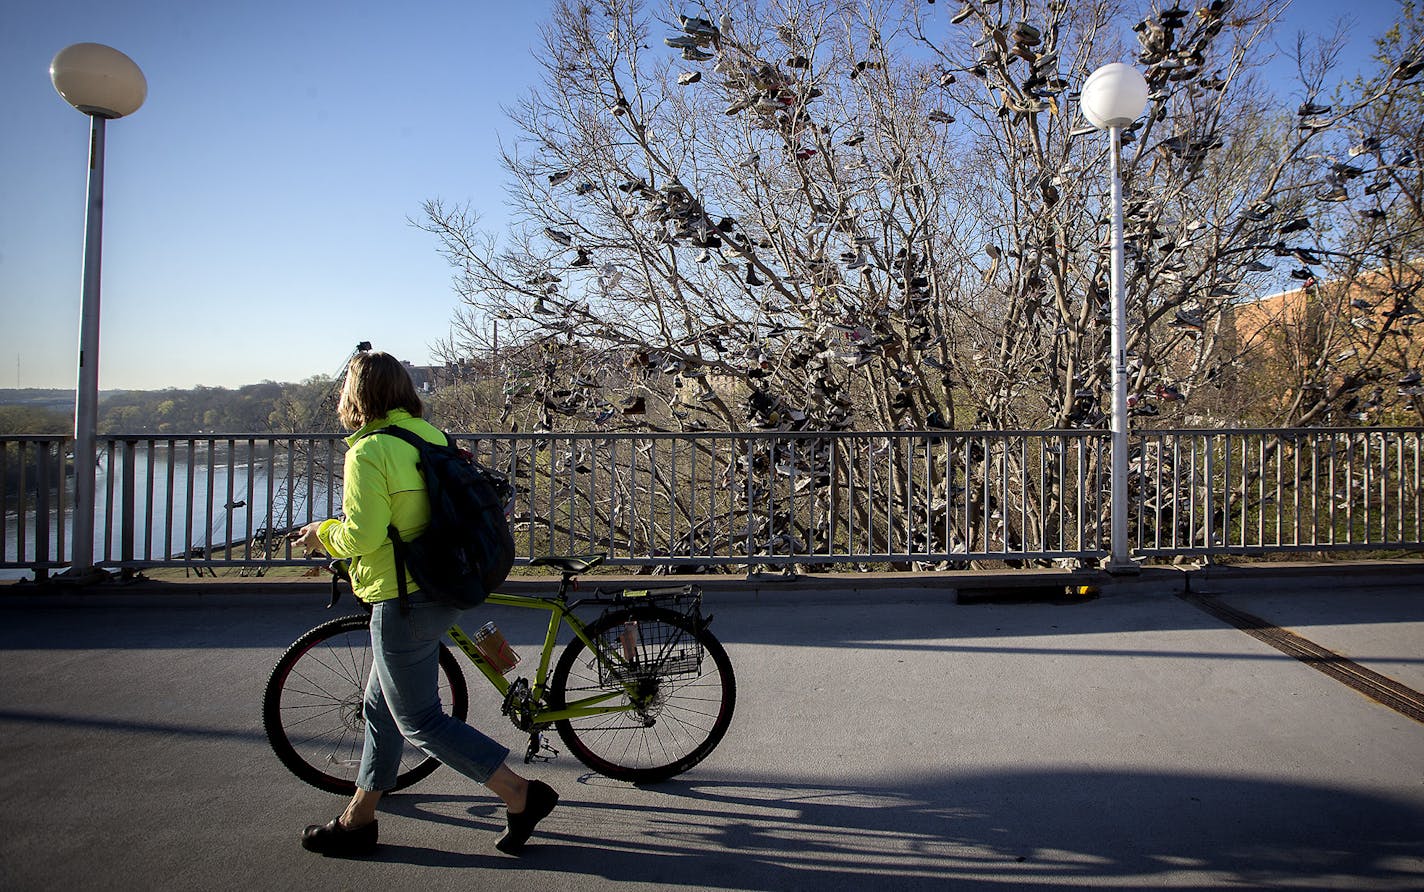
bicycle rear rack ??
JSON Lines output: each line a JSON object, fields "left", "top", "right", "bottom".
{"left": 592, "top": 585, "right": 706, "bottom": 685}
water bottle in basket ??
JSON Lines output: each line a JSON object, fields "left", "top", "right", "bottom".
{"left": 473, "top": 622, "right": 521, "bottom": 674}
{"left": 619, "top": 620, "right": 639, "bottom": 663}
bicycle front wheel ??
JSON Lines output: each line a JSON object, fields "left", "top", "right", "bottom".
{"left": 549, "top": 606, "right": 736, "bottom": 783}
{"left": 262, "top": 613, "right": 469, "bottom": 795}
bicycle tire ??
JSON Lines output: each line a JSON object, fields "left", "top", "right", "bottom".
{"left": 262, "top": 613, "right": 469, "bottom": 795}
{"left": 549, "top": 605, "right": 735, "bottom": 782}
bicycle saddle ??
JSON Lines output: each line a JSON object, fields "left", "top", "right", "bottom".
{"left": 530, "top": 553, "right": 606, "bottom": 574}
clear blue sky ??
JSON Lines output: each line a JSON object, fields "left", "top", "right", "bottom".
{"left": 1, "top": 0, "right": 553, "bottom": 391}
{"left": 0, "top": 0, "right": 1402, "bottom": 391}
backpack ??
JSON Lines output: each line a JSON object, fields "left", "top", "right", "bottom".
{"left": 368, "top": 425, "right": 516, "bottom": 612}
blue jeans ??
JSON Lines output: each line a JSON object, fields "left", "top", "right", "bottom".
{"left": 356, "top": 593, "right": 510, "bottom": 792}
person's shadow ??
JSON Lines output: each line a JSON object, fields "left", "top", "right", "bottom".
{"left": 374, "top": 768, "right": 1424, "bottom": 888}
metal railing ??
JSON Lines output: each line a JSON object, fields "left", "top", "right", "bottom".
{"left": 1132, "top": 428, "right": 1424, "bottom": 557}
{"left": 4, "top": 427, "right": 1422, "bottom": 577}
{"left": 470, "top": 430, "right": 1110, "bottom": 567}
{"left": 2, "top": 434, "right": 347, "bottom": 575}
{"left": 2, "top": 436, "right": 67, "bottom": 573}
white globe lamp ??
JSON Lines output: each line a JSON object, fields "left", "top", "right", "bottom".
{"left": 1080, "top": 62, "right": 1149, "bottom": 130}
{"left": 51, "top": 42, "right": 147, "bottom": 119}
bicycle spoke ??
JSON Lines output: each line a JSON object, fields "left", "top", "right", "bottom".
{"left": 266, "top": 615, "right": 467, "bottom": 795}
{"left": 277, "top": 703, "right": 347, "bottom": 730}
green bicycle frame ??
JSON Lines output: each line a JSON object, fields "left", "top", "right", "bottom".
{"left": 442, "top": 591, "right": 640, "bottom": 724}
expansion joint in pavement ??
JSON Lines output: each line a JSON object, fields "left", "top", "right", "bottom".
{"left": 1178, "top": 590, "right": 1424, "bottom": 726}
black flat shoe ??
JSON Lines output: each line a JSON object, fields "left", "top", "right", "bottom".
{"left": 495, "top": 781, "right": 559, "bottom": 855}
{"left": 301, "top": 817, "right": 378, "bottom": 857}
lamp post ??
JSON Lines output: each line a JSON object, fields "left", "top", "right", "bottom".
{"left": 50, "top": 43, "right": 147, "bottom": 582}
{"left": 1080, "top": 62, "right": 1148, "bottom": 574}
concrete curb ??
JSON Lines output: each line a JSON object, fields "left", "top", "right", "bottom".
{"left": 9, "top": 559, "right": 1420, "bottom": 606}
{"left": 1185, "top": 558, "right": 1424, "bottom": 595}
{"left": 2, "top": 565, "right": 1177, "bottom": 601}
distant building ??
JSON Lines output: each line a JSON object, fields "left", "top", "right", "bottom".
{"left": 1219, "top": 264, "right": 1423, "bottom": 422}
{"left": 401, "top": 357, "right": 505, "bottom": 393}
{"left": 400, "top": 361, "right": 432, "bottom": 392}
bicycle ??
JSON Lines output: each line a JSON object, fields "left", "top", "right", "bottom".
{"left": 262, "top": 554, "right": 736, "bottom": 793}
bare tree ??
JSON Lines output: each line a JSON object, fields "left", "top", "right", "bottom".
{"left": 1215, "top": 1, "right": 1424, "bottom": 427}
{"left": 416, "top": 0, "right": 1424, "bottom": 566}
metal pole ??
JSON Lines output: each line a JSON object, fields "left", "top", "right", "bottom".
{"left": 68, "top": 113, "right": 107, "bottom": 579}
{"left": 1107, "top": 125, "right": 1136, "bottom": 573}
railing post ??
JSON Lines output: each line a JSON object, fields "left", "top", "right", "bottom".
{"left": 120, "top": 438, "right": 137, "bottom": 578}
{"left": 35, "top": 442, "right": 52, "bottom": 580}
{"left": 1203, "top": 435, "right": 1216, "bottom": 551}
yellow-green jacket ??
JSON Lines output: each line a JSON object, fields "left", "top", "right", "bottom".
{"left": 316, "top": 409, "right": 443, "bottom": 603}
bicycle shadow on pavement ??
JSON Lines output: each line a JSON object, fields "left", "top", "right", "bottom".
{"left": 707, "top": 589, "right": 1424, "bottom": 650}
{"left": 365, "top": 768, "right": 1423, "bottom": 889}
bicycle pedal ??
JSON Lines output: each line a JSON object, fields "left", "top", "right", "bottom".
{"left": 524, "top": 735, "right": 560, "bottom": 764}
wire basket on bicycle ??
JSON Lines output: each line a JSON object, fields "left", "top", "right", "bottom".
{"left": 594, "top": 595, "right": 706, "bottom": 685}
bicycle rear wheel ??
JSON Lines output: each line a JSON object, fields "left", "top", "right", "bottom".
{"left": 549, "top": 605, "right": 735, "bottom": 782}
{"left": 262, "top": 613, "right": 469, "bottom": 795}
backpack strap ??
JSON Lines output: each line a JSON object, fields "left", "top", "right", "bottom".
{"left": 369, "top": 424, "right": 431, "bottom": 450}
{"left": 388, "top": 524, "right": 413, "bottom": 616}
{"left": 366, "top": 424, "right": 450, "bottom": 615}
{"left": 369, "top": 424, "right": 455, "bottom": 450}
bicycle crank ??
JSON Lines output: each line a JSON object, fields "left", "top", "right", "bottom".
{"left": 501, "top": 677, "right": 536, "bottom": 731}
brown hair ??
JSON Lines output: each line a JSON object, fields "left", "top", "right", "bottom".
{"left": 337, "top": 351, "right": 423, "bottom": 430}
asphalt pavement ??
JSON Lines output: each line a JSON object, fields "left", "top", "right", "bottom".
{"left": 1, "top": 563, "right": 1422, "bottom": 890}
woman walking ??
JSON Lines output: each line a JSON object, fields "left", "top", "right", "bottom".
{"left": 292, "top": 351, "right": 557, "bottom": 857}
